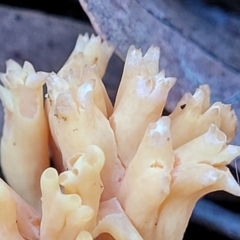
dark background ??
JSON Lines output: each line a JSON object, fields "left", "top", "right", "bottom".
{"left": 0, "top": 0, "right": 239, "bottom": 239}
{"left": 0, "top": 0, "right": 240, "bottom": 21}
{"left": 0, "top": 0, "right": 89, "bottom": 21}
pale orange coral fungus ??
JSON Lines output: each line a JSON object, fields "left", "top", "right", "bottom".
{"left": 0, "top": 33, "right": 239, "bottom": 240}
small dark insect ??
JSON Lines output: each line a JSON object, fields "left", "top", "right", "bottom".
{"left": 180, "top": 104, "right": 186, "bottom": 110}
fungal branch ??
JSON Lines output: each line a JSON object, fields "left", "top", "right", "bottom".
{"left": 0, "top": 33, "right": 239, "bottom": 240}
